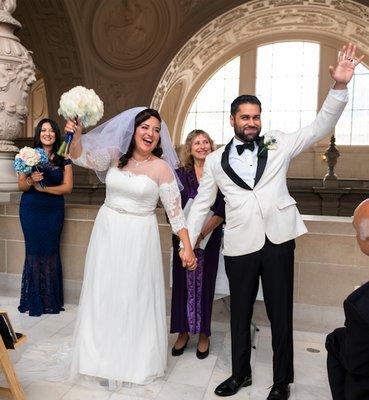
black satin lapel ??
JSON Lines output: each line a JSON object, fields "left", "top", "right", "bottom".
{"left": 221, "top": 140, "right": 252, "bottom": 191}
{"left": 255, "top": 137, "right": 268, "bottom": 186}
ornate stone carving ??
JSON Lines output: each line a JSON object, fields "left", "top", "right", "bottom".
{"left": 93, "top": 75, "right": 140, "bottom": 119}
{"left": 179, "top": 0, "right": 202, "bottom": 16}
{"left": 152, "top": 0, "right": 369, "bottom": 115}
{"left": 0, "top": 0, "right": 35, "bottom": 191}
{"left": 0, "top": 0, "right": 19, "bottom": 26}
{"left": 0, "top": 1, "right": 35, "bottom": 149}
{"left": 13, "top": 0, "right": 84, "bottom": 117}
{"left": 92, "top": 0, "right": 170, "bottom": 70}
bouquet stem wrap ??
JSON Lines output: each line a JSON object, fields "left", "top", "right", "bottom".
{"left": 57, "top": 131, "right": 74, "bottom": 157}
{"left": 33, "top": 166, "right": 45, "bottom": 189}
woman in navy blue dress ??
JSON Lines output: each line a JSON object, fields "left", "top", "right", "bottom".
{"left": 17, "top": 119, "right": 73, "bottom": 316}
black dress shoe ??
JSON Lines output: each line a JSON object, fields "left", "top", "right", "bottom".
{"left": 214, "top": 375, "right": 252, "bottom": 396}
{"left": 171, "top": 336, "right": 189, "bottom": 356}
{"left": 196, "top": 343, "right": 209, "bottom": 359}
{"left": 266, "top": 384, "right": 290, "bottom": 400}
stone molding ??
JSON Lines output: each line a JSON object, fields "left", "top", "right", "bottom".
{"left": 152, "top": 0, "right": 369, "bottom": 142}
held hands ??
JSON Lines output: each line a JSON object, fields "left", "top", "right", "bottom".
{"left": 179, "top": 247, "right": 197, "bottom": 270}
{"left": 330, "top": 43, "right": 364, "bottom": 87}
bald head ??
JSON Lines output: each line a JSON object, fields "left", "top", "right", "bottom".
{"left": 353, "top": 199, "right": 369, "bottom": 255}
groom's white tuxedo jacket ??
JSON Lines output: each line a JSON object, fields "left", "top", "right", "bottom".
{"left": 186, "top": 93, "right": 347, "bottom": 256}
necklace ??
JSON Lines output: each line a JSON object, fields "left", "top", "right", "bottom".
{"left": 131, "top": 155, "right": 151, "bottom": 167}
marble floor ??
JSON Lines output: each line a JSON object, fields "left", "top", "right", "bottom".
{"left": 0, "top": 295, "right": 332, "bottom": 400}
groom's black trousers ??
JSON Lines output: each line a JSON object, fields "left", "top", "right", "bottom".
{"left": 224, "top": 236, "right": 295, "bottom": 385}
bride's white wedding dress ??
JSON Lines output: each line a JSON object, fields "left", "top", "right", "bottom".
{"left": 13, "top": 157, "right": 186, "bottom": 387}
{"left": 68, "top": 157, "right": 186, "bottom": 384}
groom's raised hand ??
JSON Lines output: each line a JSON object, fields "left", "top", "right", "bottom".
{"left": 330, "top": 42, "right": 364, "bottom": 88}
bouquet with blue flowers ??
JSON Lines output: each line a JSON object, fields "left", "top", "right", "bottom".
{"left": 13, "top": 147, "right": 49, "bottom": 188}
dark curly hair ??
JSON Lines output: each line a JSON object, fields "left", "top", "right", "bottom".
{"left": 33, "top": 118, "right": 64, "bottom": 168}
{"left": 118, "top": 108, "right": 163, "bottom": 169}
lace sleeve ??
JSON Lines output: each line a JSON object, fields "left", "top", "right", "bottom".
{"left": 159, "top": 180, "right": 187, "bottom": 234}
{"left": 71, "top": 147, "right": 116, "bottom": 171}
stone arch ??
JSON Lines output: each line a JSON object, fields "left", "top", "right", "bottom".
{"left": 152, "top": 0, "right": 369, "bottom": 145}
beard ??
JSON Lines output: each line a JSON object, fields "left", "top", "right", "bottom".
{"left": 234, "top": 125, "right": 262, "bottom": 143}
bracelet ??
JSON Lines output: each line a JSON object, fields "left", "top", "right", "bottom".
{"left": 200, "top": 232, "right": 205, "bottom": 240}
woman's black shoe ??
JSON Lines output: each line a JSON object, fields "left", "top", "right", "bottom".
{"left": 171, "top": 336, "right": 189, "bottom": 356}
{"left": 196, "top": 341, "right": 210, "bottom": 359}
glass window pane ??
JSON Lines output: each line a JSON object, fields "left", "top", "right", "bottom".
{"left": 335, "top": 110, "right": 352, "bottom": 145}
{"left": 336, "top": 62, "right": 369, "bottom": 145}
{"left": 181, "top": 57, "right": 240, "bottom": 144}
{"left": 269, "top": 111, "right": 300, "bottom": 132}
{"left": 195, "top": 112, "right": 224, "bottom": 144}
{"left": 353, "top": 74, "right": 369, "bottom": 109}
{"left": 351, "top": 110, "right": 369, "bottom": 145}
{"left": 256, "top": 41, "right": 319, "bottom": 133}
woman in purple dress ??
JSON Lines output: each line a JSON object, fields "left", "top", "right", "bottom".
{"left": 170, "top": 129, "right": 225, "bottom": 359}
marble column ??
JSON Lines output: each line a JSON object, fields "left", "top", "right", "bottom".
{"left": 0, "top": 0, "right": 35, "bottom": 198}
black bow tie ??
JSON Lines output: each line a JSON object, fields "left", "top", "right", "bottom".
{"left": 236, "top": 141, "right": 255, "bottom": 155}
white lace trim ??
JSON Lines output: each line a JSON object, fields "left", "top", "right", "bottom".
{"left": 159, "top": 180, "right": 186, "bottom": 234}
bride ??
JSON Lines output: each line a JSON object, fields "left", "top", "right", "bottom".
{"left": 64, "top": 107, "right": 196, "bottom": 385}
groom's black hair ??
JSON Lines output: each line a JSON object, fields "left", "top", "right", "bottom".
{"left": 231, "top": 95, "right": 262, "bottom": 116}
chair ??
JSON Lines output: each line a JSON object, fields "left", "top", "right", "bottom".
{"left": 0, "top": 329, "right": 26, "bottom": 399}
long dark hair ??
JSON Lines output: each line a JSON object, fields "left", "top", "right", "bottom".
{"left": 33, "top": 118, "right": 64, "bottom": 167}
{"left": 118, "top": 108, "right": 163, "bottom": 169}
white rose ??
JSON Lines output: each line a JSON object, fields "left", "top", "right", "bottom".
{"left": 19, "top": 147, "right": 40, "bottom": 166}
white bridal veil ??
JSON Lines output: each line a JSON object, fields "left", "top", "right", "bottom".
{"left": 76, "top": 106, "right": 182, "bottom": 187}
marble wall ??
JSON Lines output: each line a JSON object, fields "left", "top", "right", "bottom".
{"left": 0, "top": 203, "right": 368, "bottom": 308}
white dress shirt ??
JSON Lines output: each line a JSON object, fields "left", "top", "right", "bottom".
{"left": 229, "top": 88, "right": 348, "bottom": 187}
{"left": 229, "top": 137, "right": 259, "bottom": 188}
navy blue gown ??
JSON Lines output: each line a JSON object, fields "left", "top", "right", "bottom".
{"left": 18, "top": 158, "right": 71, "bottom": 316}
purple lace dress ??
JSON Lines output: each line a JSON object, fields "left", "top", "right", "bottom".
{"left": 170, "top": 167, "right": 225, "bottom": 336}
{"left": 18, "top": 158, "right": 71, "bottom": 316}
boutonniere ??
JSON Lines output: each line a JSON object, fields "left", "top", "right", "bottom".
{"left": 258, "top": 135, "right": 277, "bottom": 156}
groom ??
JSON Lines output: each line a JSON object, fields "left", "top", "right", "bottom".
{"left": 182, "top": 43, "right": 363, "bottom": 400}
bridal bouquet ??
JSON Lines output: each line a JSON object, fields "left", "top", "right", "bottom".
{"left": 14, "top": 147, "right": 48, "bottom": 187}
{"left": 57, "top": 86, "right": 104, "bottom": 156}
